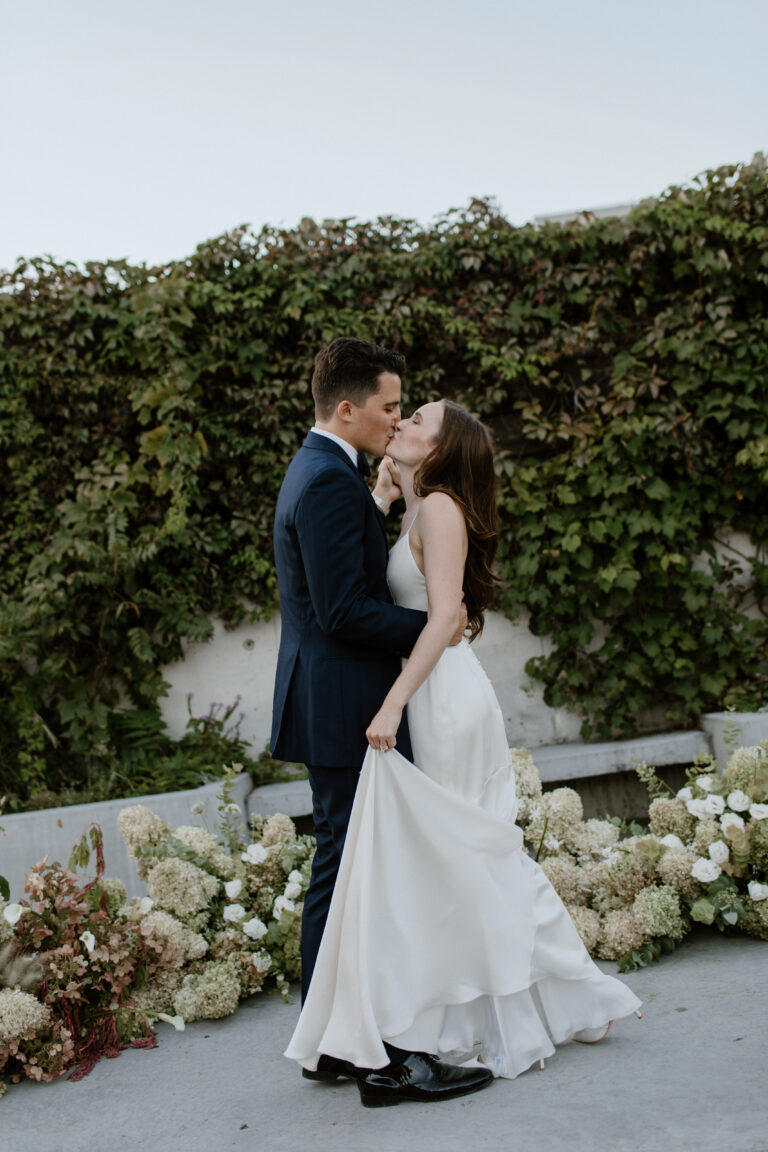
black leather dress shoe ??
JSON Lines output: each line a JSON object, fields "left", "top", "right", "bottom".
{"left": 302, "top": 1054, "right": 370, "bottom": 1082}
{"left": 357, "top": 1052, "right": 493, "bottom": 1108}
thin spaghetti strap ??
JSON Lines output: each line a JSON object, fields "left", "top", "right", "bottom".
{"left": 397, "top": 506, "right": 419, "bottom": 543}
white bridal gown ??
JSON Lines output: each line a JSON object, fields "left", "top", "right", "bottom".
{"left": 285, "top": 530, "right": 641, "bottom": 1078}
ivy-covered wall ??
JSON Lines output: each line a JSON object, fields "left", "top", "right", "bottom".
{"left": 1, "top": 158, "right": 767, "bottom": 803}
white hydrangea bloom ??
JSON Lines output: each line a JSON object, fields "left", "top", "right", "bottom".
{"left": 222, "top": 904, "right": 246, "bottom": 923}
{"left": 172, "top": 825, "right": 222, "bottom": 860}
{"left": 141, "top": 910, "right": 208, "bottom": 965}
{"left": 601, "top": 847, "right": 622, "bottom": 864}
{"left": 726, "top": 790, "right": 751, "bottom": 812}
{"left": 242, "top": 843, "right": 268, "bottom": 865}
{"left": 251, "top": 949, "right": 272, "bottom": 974}
{"left": 118, "top": 804, "right": 170, "bottom": 849}
{"left": 708, "top": 840, "right": 729, "bottom": 865}
{"left": 0, "top": 988, "right": 53, "bottom": 1046}
{"left": 747, "top": 881, "right": 768, "bottom": 902}
{"left": 691, "top": 857, "right": 721, "bottom": 883}
{"left": 243, "top": 917, "right": 268, "bottom": 941}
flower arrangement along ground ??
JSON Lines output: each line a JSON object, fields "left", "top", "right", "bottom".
{"left": 0, "top": 770, "right": 314, "bottom": 1094}
{"left": 2, "top": 745, "right": 767, "bottom": 1095}
{"left": 512, "top": 740, "right": 768, "bottom": 969}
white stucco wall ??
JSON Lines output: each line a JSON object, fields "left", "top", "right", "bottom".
{"left": 158, "top": 527, "right": 763, "bottom": 754}
{"left": 159, "top": 609, "right": 585, "bottom": 753}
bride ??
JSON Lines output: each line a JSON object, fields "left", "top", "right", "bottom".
{"left": 285, "top": 399, "right": 641, "bottom": 1103}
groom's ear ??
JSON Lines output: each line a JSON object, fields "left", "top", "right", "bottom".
{"left": 337, "top": 399, "right": 355, "bottom": 423}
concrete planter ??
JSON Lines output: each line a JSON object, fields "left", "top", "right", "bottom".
{"left": 0, "top": 774, "right": 252, "bottom": 902}
{"left": 701, "top": 711, "right": 768, "bottom": 769}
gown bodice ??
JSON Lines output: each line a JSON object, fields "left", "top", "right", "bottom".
{"left": 387, "top": 530, "right": 429, "bottom": 612}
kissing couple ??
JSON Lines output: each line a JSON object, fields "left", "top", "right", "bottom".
{"left": 270, "top": 337, "right": 641, "bottom": 1108}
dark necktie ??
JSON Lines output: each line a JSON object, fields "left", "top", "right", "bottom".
{"left": 357, "top": 452, "right": 370, "bottom": 478}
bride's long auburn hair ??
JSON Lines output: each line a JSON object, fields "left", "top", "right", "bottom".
{"left": 413, "top": 400, "right": 498, "bottom": 641}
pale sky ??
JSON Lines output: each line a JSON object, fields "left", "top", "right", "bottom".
{"left": 1, "top": 0, "right": 766, "bottom": 271}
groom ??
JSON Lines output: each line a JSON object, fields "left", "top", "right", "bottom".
{"left": 271, "top": 337, "right": 492, "bottom": 1105}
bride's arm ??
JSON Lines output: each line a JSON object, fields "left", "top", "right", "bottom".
{"left": 366, "top": 491, "right": 467, "bottom": 750}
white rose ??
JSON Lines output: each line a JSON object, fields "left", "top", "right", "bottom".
{"left": 686, "top": 798, "right": 709, "bottom": 819}
{"left": 273, "top": 895, "right": 295, "bottom": 918}
{"left": 747, "top": 881, "right": 768, "bottom": 902}
{"left": 703, "top": 794, "right": 725, "bottom": 816}
{"left": 726, "top": 790, "right": 751, "bottom": 812}
{"left": 242, "top": 843, "right": 268, "bottom": 864}
{"left": 2, "top": 903, "right": 25, "bottom": 926}
{"left": 224, "top": 879, "right": 243, "bottom": 900}
{"left": 696, "top": 775, "right": 714, "bottom": 792}
{"left": 721, "top": 812, "right": 746, "bottom": 836}
{"left": 288, "top": 870, "right": 303, "bottom": 885}
{"left": 138, "top": 897, "right": 154, "bottom": 915}
{"left": 749, "top": 804, "right": 768, "bottom": 820}
{"left": 708, "top": 840, "right": 730, "bottom": 865}
{"left": 223, "top": 903, "right": 246, "bottom": 922}
{"left": 660, "top": 834, "right": 685, "bottom": 849}
{"left": 243, "top": 917, "right": 268, "bottom": 940}
{"left": 284, "top": 882, "right": 302, "bottom": 900}
{"left": 79, "top": 930, "right": 96, "bottom": 953}
{"left": 691, "top": 857, "right": 722, "bottom": 883}
{"left": 676, "top": 787, "right": 693, "bottom": 802}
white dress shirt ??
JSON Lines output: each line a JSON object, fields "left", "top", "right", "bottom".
{"left": 310, "top": 427, "right": 359, "bottom": 468}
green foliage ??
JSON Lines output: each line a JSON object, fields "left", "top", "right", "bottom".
{"left": 2, "top": 158, "right": 768, "bottom": 801}
{"left": 690, "top": 874, "right": 746, "bottom": 930}
{"left": 617, "top": 934, "right": 681, "bottom": 972}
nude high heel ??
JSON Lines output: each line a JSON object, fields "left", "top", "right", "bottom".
{"left": 571, "top": 1020, "right": 613, "bottom": 1044}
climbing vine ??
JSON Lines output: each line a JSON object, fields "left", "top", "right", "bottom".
{"left": 1, "top": 157, "right": 766, "bottom": 804}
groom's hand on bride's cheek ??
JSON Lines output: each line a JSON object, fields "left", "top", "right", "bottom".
{"left": 448, "top": 602, "right": 468, "bottom": 647}
{"left": 377, "top": 457, "right": 402, "bottom": 501}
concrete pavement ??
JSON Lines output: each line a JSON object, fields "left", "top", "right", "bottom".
{"left": 2, "top": 929, "right": 767, "bottom": 1152}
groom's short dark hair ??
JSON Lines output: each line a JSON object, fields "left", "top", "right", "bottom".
{"left": 312, "top": 337, "right": 406, "bottom": 420}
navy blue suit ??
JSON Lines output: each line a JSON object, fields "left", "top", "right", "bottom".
{"left": 271, "top": 431, "right": 427, "bottom": 1000}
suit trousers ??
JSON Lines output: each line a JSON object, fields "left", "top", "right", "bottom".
{"left": 302, "top": 763, "right": 407, "bottom": 1066}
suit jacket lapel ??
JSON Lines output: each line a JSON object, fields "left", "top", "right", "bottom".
{"left": 302, "top": 432, "right": 388, "bottom": 545}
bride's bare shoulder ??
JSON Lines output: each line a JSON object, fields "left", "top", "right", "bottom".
{"left": 419, "top": 491, "right": 466, "bottom": 533}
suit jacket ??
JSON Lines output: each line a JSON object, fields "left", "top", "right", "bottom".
{"left": 270, "top": 432, "right": 427, "bottom": 767}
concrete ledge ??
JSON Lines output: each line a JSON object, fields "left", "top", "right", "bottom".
{"left": 246, "top": 730, "right": 711, "bottom": 818}
{"left": 701, "top": 711, "right": 768, "bottom": 768}
{"left": 248, "top": 780, "right": 313, "bottom": 820}
{"left": 1, "top": 731, "right": 713, "bottom": 901}
{"left": 530, "top": 730, "right": 709, "bottom": 784}
{"left": 1, "top": 773, "right": 252, "bottom": 902}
